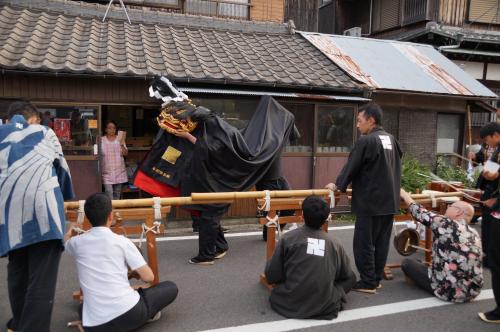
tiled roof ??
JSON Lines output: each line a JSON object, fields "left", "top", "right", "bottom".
{"left": 0, "top": 5, "right": 362, "bottom": 92}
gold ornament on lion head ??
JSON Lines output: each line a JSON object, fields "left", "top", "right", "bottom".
{"left": 157, "top": 103, "right": 198, "bottom": 134}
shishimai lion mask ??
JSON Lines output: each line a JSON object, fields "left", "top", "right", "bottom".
{"left": 157, "top": 102, "right": 198, "bottom": 134}
{"left": 149, "top": 76, "right": 203, "bottom": 134}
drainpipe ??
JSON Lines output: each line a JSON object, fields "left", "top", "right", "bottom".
{"left": 369, "top": 0, "right": 373, "bottom": 35}
{"left": 438, "top": 32, "right": 464, "bottom": 53}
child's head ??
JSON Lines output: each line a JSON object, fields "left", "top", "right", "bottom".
{"left": 84, "top": 193, "right": 112, "bottom": 227}
{"left": 302, "top": 195, "right": 330, "bottom": 229}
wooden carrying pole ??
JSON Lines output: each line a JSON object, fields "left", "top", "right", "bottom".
{"left": 64, "top": 189, "right": 461, "bottom": 210}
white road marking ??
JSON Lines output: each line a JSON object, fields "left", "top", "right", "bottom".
{"left": 200, "top": 289, "right": 494, "bottom": 332}
{"left": 131, "top": 222, "right": 409, "bottom": 243}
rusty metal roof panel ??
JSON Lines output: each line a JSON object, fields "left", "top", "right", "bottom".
{"left": 301, "top": 32, "right": 497, "bottom": 98}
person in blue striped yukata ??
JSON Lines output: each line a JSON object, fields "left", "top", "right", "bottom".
{"left": 1, "top": 101, "right": 74, "bottom": 332}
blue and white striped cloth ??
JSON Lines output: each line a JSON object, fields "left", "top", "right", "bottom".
{"left": 0, "top": 115, "right": 74, "bottom": 256}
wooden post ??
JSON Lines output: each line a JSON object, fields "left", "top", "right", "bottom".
{"left": 145, "top": 214, "right": 160, "bottom": 285}
{"left": 265, "top": 211, "right": 277, "bottom": 260}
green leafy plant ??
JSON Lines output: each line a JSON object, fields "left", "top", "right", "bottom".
{"left": 435, "top": 156, "right": 478, "bottom": 189}
{"left": 401, "top": 155, "right": 431, "bottom": 193}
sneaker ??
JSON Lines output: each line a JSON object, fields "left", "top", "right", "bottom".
{"left": 147, "top": 311, "right": 161, "bottom": 323}
{"left": 188, "top": 256, "right": 214, "bottom": 265}
{"left": 478, "top": 311, "right": 500, "bottom": 323}
{"left": 214, "top": 250, "right": 227, "bottom": 259}
{"left": 352, "top": 281, "right": 377, "bottom": 294}
{"left": 377, "top": 283, "right": 383, "bottom": 289}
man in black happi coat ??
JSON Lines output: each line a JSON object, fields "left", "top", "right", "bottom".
{"left": 326, "top": 103, "right": 402, "bottom": 294}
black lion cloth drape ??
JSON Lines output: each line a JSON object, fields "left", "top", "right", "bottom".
{"left": 135, "top": 95, "right": 298, "bottom": 213}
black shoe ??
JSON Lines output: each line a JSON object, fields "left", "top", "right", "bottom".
{"left": 188, "top": 256, "right": 214, "bottom": 265}
{"left": 352, "top": 281, "right": 377, "bottom": 294}
{"left": 478, "top": 310, "right": 500, "bottom": 323}
{"left": 214, "top": 250, "right": 227, "bottom": 259}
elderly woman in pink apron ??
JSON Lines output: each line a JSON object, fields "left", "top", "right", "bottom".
{"left": 101, "top": 121, "right": 128, "bottom": 200}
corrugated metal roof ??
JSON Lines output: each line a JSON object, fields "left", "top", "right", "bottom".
{"left": 301, "top": 32, "right": 497, "bottom": 99}
{"left": 179, "top": 87, "right": 371, "bottom": 101}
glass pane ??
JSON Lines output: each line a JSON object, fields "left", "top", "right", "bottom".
{"left": 37, "top": 105, "right": 99, "bottom": 155}
{"left": 317, "top": 105, "right": 354, "bottom": 153}
{"left": 190, "top": 97, "right": 259, "bottom": 130}
{"left": 280, "top": 102, "right": 314, "bottom": 153}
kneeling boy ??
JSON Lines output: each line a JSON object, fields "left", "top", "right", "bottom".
{"left": 265, "top": 195, "right": 356, "bottom": 319}
{"left": 65, "top": 193, "right": 178, "bottom": 331}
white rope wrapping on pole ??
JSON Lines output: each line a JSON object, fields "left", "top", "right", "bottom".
{"left": 429, "top": 191, "right": 437, "bottom": 208}
{"left": 258, "top": 190, "right": 271, "bottom": 212}
{"left": 153, "top": 197, "right": 162, "bottom": 221}
{"left": 328, "top": 190, "right": 335, "bottom": 209}
{"left": 422, "top": 189, "right": 452, "bottom": 208}
{"left": 265, "top": 215, "right": 281, "bottom": 240}
{"left": 138, "top": 221, "right": 162, "bottom": 249}
{"left": 76, "top": 200, "right": 85, "bottom": 224}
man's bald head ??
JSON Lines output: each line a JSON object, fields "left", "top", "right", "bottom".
{"left": 445, "top": 201, "right": 475, "bottom": 223}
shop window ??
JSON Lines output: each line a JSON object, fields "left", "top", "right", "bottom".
{"left": 279, "top": 102, "right": 314, "bottom": 153}
{"left": 36, "top": 105, "right": 99, "bottom": 155}
{"left": 191, "top": 97, "right": 259, "bottom": 129}
{"left": 317, "top": 105, "right": 355, "bottom": 153}
{"left": 191, "top": 97, "right": 315, "bottom": 153}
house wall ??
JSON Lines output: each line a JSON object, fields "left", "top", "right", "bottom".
{"left": 0, "top": 72, "right": 362, "bottom": 217}
{"left": 0, "top": 73, "right": 155, "bottom": 105}
{"left": 374, "top": 92, "right": 467, "bottom": 165}
{"left": 284, "top": 0, "right": 319, "bottom": 31}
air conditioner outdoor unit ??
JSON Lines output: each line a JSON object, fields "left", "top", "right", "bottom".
{"left": 343, "top": 27, "right": 361, "bottom": 37}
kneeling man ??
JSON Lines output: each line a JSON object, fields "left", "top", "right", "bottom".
{"left": 65, "top": 193, "right": 178, "bottom": 331}
{"left": 265, "top": 195, "right": 356, "bottom": 319}
{"left": 400, "top": 189, "right": 483, "bottom": 303}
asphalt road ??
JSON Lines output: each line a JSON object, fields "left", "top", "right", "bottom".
{"left": 0, "top": 223, "right": 497, "bottom": 332}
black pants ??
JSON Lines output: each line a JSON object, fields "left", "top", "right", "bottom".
{"left": 401, "top": 258, "right": 434, "bottom": 295}
{"left": 84, "top": 281, "right": 178, "bottom": 332}
{"left": 198, "top": 211, "right": 229, "bottom": 260}
{"left": 488, "top": 219, "right": 500, "bottom": 315}
{"left": 482, "top": 206, "right": 493, "bottom": 267}
{"left": 7, "top": 240, "right": 62, "bottom": 332}
{"left": 353, "top": 214, "right": 393, "bottom": 288}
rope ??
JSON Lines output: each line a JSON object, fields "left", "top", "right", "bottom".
{"left": 138, "top": 221, "right": 162, "bottom": 249}
{"left": 328, "top": 190, "right": 335, "bottom": 209}
{"left": 429, "top": 191, "right": 437, "bottom": 208}
{"left": 153, "top": 197, "right": 162, "bottom": 221}
{"left": 265, "top": 215, "right": 281, "bottom": 240}
{"left": 258, "top": 190, "right": 271, "bottom": 212}
{"left": 76, "top": 200, "right": 85, "bottom": 224}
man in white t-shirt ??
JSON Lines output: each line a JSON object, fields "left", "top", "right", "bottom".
{"left": 65, "top": 193, "right": 178, "bottom": 331}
